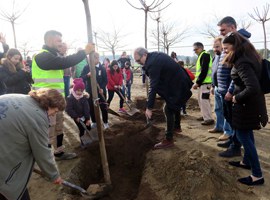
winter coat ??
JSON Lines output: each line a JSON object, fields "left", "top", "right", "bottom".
{"left": 231, "top": 57, "right": 268, "bottom": 130}
{"left": 123, "top": 68, "right": 133, "bottom": 85}
{"left": 0, "top": 94, "right": 59, "bottom": 200}
{"left": 65, "top": 93, "right": 90, "bottom": 121}
{"left": 0, "top": 60, "right": 33, "bottom": 94}
{"left": 144, "top": 52, "right": 193, "bottom": 111}
{"left": 106, "top": 69, "right": 123, "bottom": 91}
{"left": 80, "top": 63, "right": 108, "bottom": 95}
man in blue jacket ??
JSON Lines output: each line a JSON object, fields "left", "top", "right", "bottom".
{"left": 134, "top": 47, "right": 193, "bottom": 149}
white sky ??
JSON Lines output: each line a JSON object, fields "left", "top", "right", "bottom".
{"left": 0, "top": 0, "right": 269, "bottom": 57}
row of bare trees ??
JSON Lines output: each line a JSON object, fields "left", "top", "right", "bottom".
{"left": 1, "top": 0, "right": 269, "bottom": 58}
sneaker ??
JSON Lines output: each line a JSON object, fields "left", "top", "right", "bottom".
{"left": 55, "top": 152, "right": 77, "bottom": 161}
{"left": 201, "top": 119, "right": 215, "bottom": 125}
{"left": 154, "top": 139, "right": 174, "bottom": 149}
{"left": 91, "top": 123, "right": 97, "bottom": 128}
{"left": 218, "top": 148, "right": 241, "bottom": 158}
{"left": 208, "top": 128, "right": 223, "bottom": 133}
{"left": 104, "top": 123, "right": 109, "bottom": 129}
{"left": 118, "top": 108, "right": 127, "bottom": 113}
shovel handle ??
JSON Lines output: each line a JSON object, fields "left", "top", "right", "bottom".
{"left": 62, "top": 180, "right": 87, "bottom": 194}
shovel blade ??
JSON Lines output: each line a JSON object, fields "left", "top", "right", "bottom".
{"left": 126, "top": 108, "right": 140, "bottom": 116}
{"left": 107, "top": 108, "right": 120, "bottom": 117}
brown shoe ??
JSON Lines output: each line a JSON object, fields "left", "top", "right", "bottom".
{"left": 208, "top": 128, "right": 223, "bottom": 133}
{"left": 218, "top": 134, "right": 230, "bottom": 141}
{"left": 201, "top": 119, "right": 215, "bottom": 125}
{"left": 154, "top": 139, "right": 174, "bottom": 149}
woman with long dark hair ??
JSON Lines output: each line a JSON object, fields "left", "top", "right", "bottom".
{"left": 222, "top": 32, "right": 267, "bottom": 186}
{"left": 106, "top": 60, "right": 126, "bottom": 113}
{"left": 0, "top": 48, "right": 33, "bottom": 94}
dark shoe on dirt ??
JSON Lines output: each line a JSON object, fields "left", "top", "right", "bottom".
{"left": 219, "top": 148, "right": 241, "bottom": 158}
{"left": 201, "top": 119, "right": 215, "bottom": 125}
{"left": 238, "top": 176, "right": 264, "bottom": 186}
{"left": 208, "top": 128, "right": 223, "bottom": 133}
{"left": 154, "top": 139, "right": 174, "bottom": 149}
{"left": 196, "top": 116, "right": 204, "bottom": 121}
{"left": 55, "top": 152, "right": 77, "bottom": 161}
{"left": 217, "top": 139, "right": 232, "bottom": 148}
{"left": 228, "top": 161, "right": 251, "bottom": 170}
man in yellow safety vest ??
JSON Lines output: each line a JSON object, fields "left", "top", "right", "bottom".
{"left": 32, "top": 30, "right": 94, "bottom": 160}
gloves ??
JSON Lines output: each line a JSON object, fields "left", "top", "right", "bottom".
{"left": 84, "top": 43, "right": 95, "bottom": 55}
{"left": 53, "top": 177, "right": 63, "bottom": 185}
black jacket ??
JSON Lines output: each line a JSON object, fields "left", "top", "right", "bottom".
{"left": 231, "top": 57, "right": 268, "bottom": 130}
{"left": 144, "top": 52, "right": 193, "bottom": 111}
{"left": 65, "top": 94, "right": 90, "bottom": 120}
{"left": 0, "top": 66, "right": 33, "bottom": 94}
{"left": 35, "top": 45, "right": 86, "bottom": 70}
{"left": 80, "top": 63, "right": 108, "bottom": 96}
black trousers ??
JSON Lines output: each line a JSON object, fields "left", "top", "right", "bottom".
{"left": 89, "top": 93, "right": 108, "bottom": 123}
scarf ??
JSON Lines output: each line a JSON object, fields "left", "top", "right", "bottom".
{"left": 71, "top": 89, "right": 84, "bottom": 100}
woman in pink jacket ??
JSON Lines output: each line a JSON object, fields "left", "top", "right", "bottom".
{"left": 106, "top": 60, "right": 126, "bottom": 113}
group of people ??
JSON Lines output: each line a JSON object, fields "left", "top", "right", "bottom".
{"left": 0, "top": 14, "right": 268, "bottom": 200}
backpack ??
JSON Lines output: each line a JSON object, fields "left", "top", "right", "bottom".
{"left": 260, "top": 59, "right": 270, "bottom": 94}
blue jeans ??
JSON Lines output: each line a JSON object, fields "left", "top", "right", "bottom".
{"left": 63, "top": 76, "right": 70, "bottom": 98}
{"left": 214, "top": 88, "right": 233, "bottom": 136}
{"left": 126, "top": 84, "right": 131, "bottom": 100}
{"left": 236, "top": 129, "right": 262, "bottom": 177}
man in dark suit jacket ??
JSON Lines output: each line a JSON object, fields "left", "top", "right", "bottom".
{"left": 134, "top": 47, "right": 193, "bottom": 149}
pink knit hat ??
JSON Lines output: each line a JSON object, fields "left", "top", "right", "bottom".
{"left": 73, "top": 78, "right": 85, "bottom": 91}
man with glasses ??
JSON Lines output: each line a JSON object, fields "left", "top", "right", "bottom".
{"left": 134, "top": 47, "right": 193, "bottom": 149}
{"left": 192, "top": 42, "right": 214, "bottom": 126}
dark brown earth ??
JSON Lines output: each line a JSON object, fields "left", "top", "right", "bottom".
{"left": 28, "top": 75, "right": 270, "bottom": 200}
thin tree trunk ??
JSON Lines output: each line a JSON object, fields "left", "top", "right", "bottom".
{"left": 11, "top": 22, "right": 17, "bottom": 48}
{"left": 262, "top": 22, "right": 267, "bottom": 59}
{"left": 82, "top": 0, "right": 111, "bottom": 185}
{"left": 144, "top": 10, "right": 147, "bottom": 49}
{"left": 157, "top": 21, "right": 160, "bottom": 51}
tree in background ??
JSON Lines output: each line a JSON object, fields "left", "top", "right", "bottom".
{"left": 0, "top": 0, "right": 29, "bottom": 48}
{"left": 153, "top": 22, "right": 188, "bottom": 54}
{"left": 249, "top": 3, "right": 270, "bottom": 59}
{"left": 150, "top": 10, "right": 161, "bottom": 51}
{"left": 126, "top": 0, "right": 170, "bottom": 48}
{"left": 97, "top": 28, "right": 126, "bottom": 59}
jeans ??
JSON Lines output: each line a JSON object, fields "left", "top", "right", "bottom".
{"left": 163, "top": 104, "right": 176, "bottom": 140}
{"left": 63, "top": 76, "right": 70, "bottom": 98}
{"left": 215, "top": 88, "right": 233, "bottom": 136}
{"left": 125, "top": 84, "right": 131, "bottom": 100}
{"left": 236, "top": 129, "right": 262, "bottom": 177}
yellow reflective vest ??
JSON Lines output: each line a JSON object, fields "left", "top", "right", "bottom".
{"left": 32, "top": 49, "right": 64, "bottom": 95}
{"left": 195, "top": 51, "right": 212, "bottom": 84}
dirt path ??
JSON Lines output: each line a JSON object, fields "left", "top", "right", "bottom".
{"left": 28, "top": 74, "right": 270, "bottom": 200}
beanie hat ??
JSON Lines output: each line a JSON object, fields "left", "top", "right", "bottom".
{"left": 237, "top": 28, "right": 251, "bottom": 39}
{"left": 73, "top": 78, "right": 85, "bottom": 91}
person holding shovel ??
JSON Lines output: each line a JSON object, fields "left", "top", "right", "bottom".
{"left": 65, "top": 78, "right": 91, "bottom": 149}
{"left": 32, "top": 30, "right": 95, "bottom": 160}
{"left": 0, "top": 88, "right": 64, "bottom": 200}
{"left": 134, "top": 47, "right": 193, "bottom": 149}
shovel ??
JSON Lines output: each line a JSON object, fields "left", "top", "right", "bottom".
{"left": 79, "top": 120, "right": 99, "bottom": 143}
{"left": 118, "top": 89, "right": 140, "bottom": 116}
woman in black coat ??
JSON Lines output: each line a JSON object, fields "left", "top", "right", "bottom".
{"left": 0, "top": 48, "right": 33, "bottom": 94}
{"left": 222, "top": 32, "right": 267, "bottom": 186}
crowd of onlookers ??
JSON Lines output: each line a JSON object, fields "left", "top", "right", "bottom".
{"left": 0, "top": 14, "right": 268, "bottom": 200}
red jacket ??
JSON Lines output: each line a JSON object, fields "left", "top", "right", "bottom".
{"left": 123, "top": 68, "right": 132, "bottom": 82}
{"left": 185, "top": 68, "right": 195, "bottom": 81}
{"left": 106, "top": 69, "right": 123, "bottom": 90}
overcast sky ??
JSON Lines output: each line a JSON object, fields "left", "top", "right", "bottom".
{"left": 0, "top": 0, "right": 269, "bottom": 57}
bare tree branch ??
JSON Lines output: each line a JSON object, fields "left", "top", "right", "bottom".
{"left": 249, "top": 3, "right": 270, "bottom": 58}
